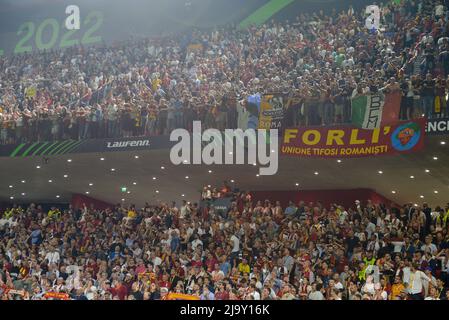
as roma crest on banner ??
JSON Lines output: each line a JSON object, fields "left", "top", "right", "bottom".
{"left": 258, "top": 94, "right": 285, "bottom": 129}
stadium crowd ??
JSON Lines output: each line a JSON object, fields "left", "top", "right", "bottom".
{"left": 0, "top": 0, "right": 449, "bottom": 145}
{"left": 1, "top": 182, "right": 449, "bottom": 300}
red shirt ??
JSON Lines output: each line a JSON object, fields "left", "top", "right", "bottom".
{"left": 158, "top": 280, "right": 170, "bottom": 289}
{"left": 176, "top": 267, "right": 185, "bottom": 278}
{"left": 135, "top": 265, "right": 146, "bottom": 275}
{"left": 336, "top": 256, "right": 349, "bottom": 273}
{"left": 215, "top": 291, "right": 230, "bottom": 300}
{"left": 205, "top": 258, "right": 218, "bottom": 272}
{"left": 110, "top": 285, "right": 128, "bottom": 300}
{"left": 191, "top": 260, "right": 202, "bottom": 268}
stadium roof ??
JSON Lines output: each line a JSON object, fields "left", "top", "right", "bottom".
{"left": 1, "top": 135, "right": 447, "bottom": 208}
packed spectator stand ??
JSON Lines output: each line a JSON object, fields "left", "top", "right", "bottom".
{"left": 1, "top": 183, "right": 449, "bottom": 300}
{"left": 0, "top": 0, "right": 449, "bottom": 145}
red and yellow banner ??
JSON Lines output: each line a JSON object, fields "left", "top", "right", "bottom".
{"left": 162, "top": 293, "right": 200, "bottom": 300}
{"left": 43, "top": 292, "right": 70, "bottom": 300}
{"left": 281, "top": 119, "right": 425, "bottom": 158}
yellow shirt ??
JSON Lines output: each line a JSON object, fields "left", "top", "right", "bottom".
{"left": 48, "top": 210, "right": 60, "bottom": 219}
{"left": 152, "top": 78, "right": 161, "bottom": 91}
{"left": 4, "top": 210, "right": 13, "bottom": 219}
{"left": 390, "top": 283, "right": 405, "bottom": 300}
{"left": 444, "top": 210, "right": 449, "bottom": 226}
{"left": 238, "top": 263, "right": 250, "bottom": 274}
{"left": 128, "top": 210, "right": 137, "bottom": 219}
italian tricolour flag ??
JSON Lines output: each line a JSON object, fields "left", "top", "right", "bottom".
{"left": 351, "top": 91, "right": 402, "bottom": 129}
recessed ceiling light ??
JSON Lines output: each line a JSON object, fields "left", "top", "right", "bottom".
{"left": 85, "top": 191, "right": 90, "bottom": 194}
{"left": 63, "top": 174, "right": 68, "bottom": 178}
{"left": 410, "top": 175, "right": 414, "bottom": 179}
{"left": 56, "top": 195, "right": 60, "bottom": 198}
{"left": 228, "top": 151, "right": 233, "bottom": 155}
{"left": 9, "top": 185, "right": 13, "bottom": 188}
{"left": 48, "top": 180, "right": 53, "bottom": 183}
{"left": 10, "top": 196, "right": 14, "bottom": 200}
{"left": 414, "top": 203, "right": 418, "bottom": 207}
{"left": 111, "top": 168, "right": 116, "bottom": 171}
{"left": 378, "top": 170, "right": 383, "bottom": 174}
{"left": 420, "top": 195, "right": 424, "bottom": 198}
{"left": 21, "top": 192, "right": 25, "bottom": 196}
{"left": 253, "top": 163, "right": 257, "bottom": 166}
{"left": 433, "top": 156, "right": 438, "bottom": 160}
{"left": 183, "top": 160, "right": 188, "bottom": 163}
{"left": 127, "top": 191, "right": 130, "bottom": 194}
{"left": 134, "top": 155, "right": 139, "bottom": 159}
{"left": 133, "top": 182, "right": 137, "bottom": 185}
{"left": 181, "top": 194, "right": 185, "bottom": 197}
{"left": 152, "top": 177, "right": 157, "bottom": 180}
{"left": 434, "top": 190, "right": 439, "bottom": 194}
{"left": 391, "top": 191, "right": 396, "bottom": 194}
{"left": 88, "top": 183, "right": 93, "bottom": 186}
{"left": 208, "top": 170, "right": 212, "bottom": 173}
{"left": 295, "top": 183, "right": 299, "bottom": 186}
{"left": 21, "top": 180, "right": 26, "bottom": 183}
{"left": 441, "top": 141, "right": 446, "bottom": 145}
{"left": 337, "top": 159, "right": 342, "bottom": 163}
{"left": 161, "top": 166, "right": 165, "bottom": 170}
{"left": 36, "top": 165, "right": 41, "bottom": 169}
{"left": 185, "top": 176, "right": 189, "bottom": 179}
{"left": 121, "top": 199, "right": 125, "bottom": 201}
{"left": 230, "top": 180, "right": 234, "bottom": 183}
{"left": 67, "top": 159, "right": 72, "bottom": 162}
{"left": 207, "top": 185, "right": 211, "bottom": 188}
{"left": 256, "top": 174, "right": 260, "bottom": 177}
{"left": 425, "top": 169, "right": 430, "bottom": 173}
{"left": 155, "top": 190, "right": 159, "bottom": 193}
{"left": 100, "top": 157, "right": 105, "bottom": 161}
{"left": 314, "top": 171, "right": 319, "bottom": 175}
